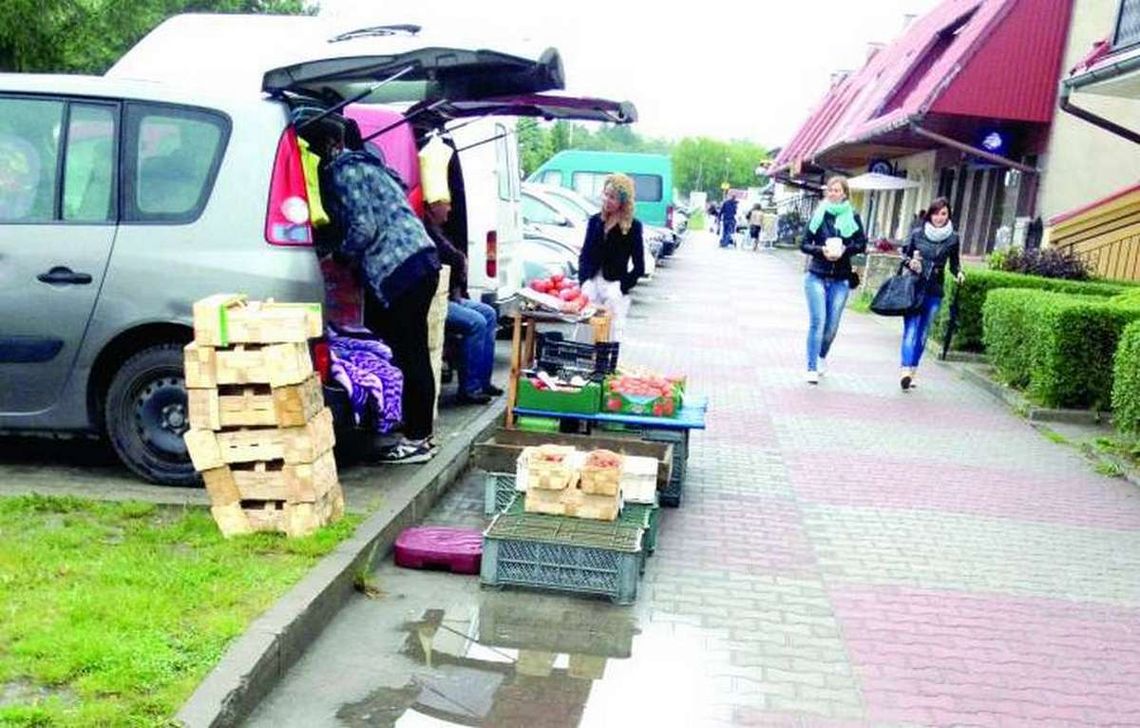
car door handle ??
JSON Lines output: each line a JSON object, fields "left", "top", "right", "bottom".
{"left": 37, "top": 267, "right": 93, "bottom": 285}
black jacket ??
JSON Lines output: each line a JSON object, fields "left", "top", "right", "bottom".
{"left": 800, "top": 211, "right": 868, "bottom": 279}
{"left": 578, "top": 214, "right": 646, "bottom": 294}
{"left": 902, "top": 228, "right": 961, "bottom": 299}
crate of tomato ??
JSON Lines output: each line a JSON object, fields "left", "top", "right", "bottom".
{"left": 602, "top": 373, "right": 685, "bottom": 418}
{"left": 527, "top": 273, "right": 590, "bottom": 315}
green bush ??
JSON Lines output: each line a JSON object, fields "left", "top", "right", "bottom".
{"left": 1112, "top": 321, "right": 1140, "bottom": 434}
{"left": 934, "top": 269, "right": 1132, "bottom": 352}
{"left": 984, "top": 289, "right": 1140, "bottom": 409}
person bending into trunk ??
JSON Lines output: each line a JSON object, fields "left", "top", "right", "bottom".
{"left": 305, "top": 117, "right": 441, "bottom": 464}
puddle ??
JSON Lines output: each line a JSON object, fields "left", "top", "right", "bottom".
{"left": 0, "top": 679, "right": 78, "bottom": 709}
{"left": 329, "top": 592, "right": 741, "bottom": 727}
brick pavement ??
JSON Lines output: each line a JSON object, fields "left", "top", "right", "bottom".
{"left": 248, "top": 232, "right": 1140, "bottom": 727}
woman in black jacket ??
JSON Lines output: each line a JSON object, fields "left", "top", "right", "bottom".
{"left": 898, "top": 197, "right": 963, "bottom": 390}
{"left": 800, "top": 176, "right": 867, "bottom": 384}
{"left": 578, "top": 174, "right": 645, "bottom": 341}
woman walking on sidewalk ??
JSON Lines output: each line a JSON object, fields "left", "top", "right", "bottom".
{"left": 801, "top": 176, "right": 867, "bottom": 384}
{"left": 898, "top": 197, "right": 963, "bottom": 390}
{"left": 578, "top": 174, "right": 645, "bottom": 342}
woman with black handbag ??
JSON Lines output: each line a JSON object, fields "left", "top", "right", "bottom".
{"left": 801, "top": 176, "right": 868, "bottom": 384}
{"left": 898, "top": 197, "right": 964, "bottom": 390}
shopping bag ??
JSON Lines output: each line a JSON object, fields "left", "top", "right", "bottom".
{"left": 870, "top": 264, "right": 926, "bottom": 317}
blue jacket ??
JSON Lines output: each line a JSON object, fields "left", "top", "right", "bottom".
{"left": 324, "top": 151, "right": 440, "bottom": 308}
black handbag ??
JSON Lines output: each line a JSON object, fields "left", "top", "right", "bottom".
{"left": 870, "top": 262, "right": 926, "bottom": 316}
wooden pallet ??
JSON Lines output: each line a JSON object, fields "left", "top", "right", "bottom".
{"left": 187, "top": 374, "right": 324, "bottom": 430}
{"left": 192, "top": 294, "right": 322, "bottom": 347}
{"left": 184, "top": 407, "right": 335, "bottom": 470}
{"left": 201, "top": 449, "right": 340, "bottom": 504}
{"left": 524, "top": 486, "right": 620, "bottom": 521}
{"left": 209, "top": 484, "right": 344, "bottom": 538}
{"left": 184, "top": 341, "right": 313, "bottom": 389}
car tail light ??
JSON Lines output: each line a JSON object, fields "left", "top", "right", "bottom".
{"left": 666, "top": 205, "right": 674, "bottom": 230}
{"left": 485, "top": 230, "right": 498, "bottom": 279}
{"left": 310, "top": 339, "right": 332, "bottom": 384}
{"left": 265, "top": 127, "right": 313, "bottom": 246}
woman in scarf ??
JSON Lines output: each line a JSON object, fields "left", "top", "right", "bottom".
{"left": 578, "top": 174, "right": 645, "bottom": 341}
{"left": 898, "top": 197, "right": 963, "bottom": 390}
{"left": 800, "top": 176, "right": 867, "bottom": 384}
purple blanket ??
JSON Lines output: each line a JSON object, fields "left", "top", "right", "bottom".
{"left": 328, "top": 331, "right": 403, "bottom": 433}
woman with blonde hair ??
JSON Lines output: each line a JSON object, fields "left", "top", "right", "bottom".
{"left": 578, "top": 174, "right": 646, "bottom": 341}
{"left": 800, "top": 175, "right": 867, "bottom": 383}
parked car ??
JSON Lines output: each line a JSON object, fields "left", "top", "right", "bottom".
{"left": 536, "top": 182, "right": 677, "bottom": 258}
{"left": 528, "top": 149, "right": 675, "bottom": 229}
{"left": 0, "top": 14, "right": 616, "bottom": 485}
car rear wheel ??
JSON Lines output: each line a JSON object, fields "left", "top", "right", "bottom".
{"left": 104, "top": 343, "right": 199, "bottom": 486}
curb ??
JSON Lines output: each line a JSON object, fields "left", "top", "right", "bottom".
{"left": 175, "top": 402, "right": 506, "bottom": 728}
{"left": 949, "top": 361, "right": 1109, "bottom": 425}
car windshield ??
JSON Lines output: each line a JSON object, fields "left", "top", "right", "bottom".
{"left": 546, "top": 187, "right": 599, "bottom": 217}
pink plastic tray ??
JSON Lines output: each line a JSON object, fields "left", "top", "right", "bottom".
{"left": 394, "top": 526, "right": 483, "bottom": 574}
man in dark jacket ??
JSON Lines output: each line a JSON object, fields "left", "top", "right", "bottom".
{"left": 719, "top": 196, "right": 739, "bottom": 248}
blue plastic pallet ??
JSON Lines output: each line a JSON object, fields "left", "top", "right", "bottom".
{"left": 481, "top": 513, "right": 644, "bottom": 605}
{"left": 642, "top": 429, "right": 687, "bottom": 507}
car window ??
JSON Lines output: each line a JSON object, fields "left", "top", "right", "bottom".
{"left": 0, "top": 97, "right": 63, "bottom": 222}
{"left": 570, "top": 171, "right": 663, "bottom": 203}
{"left": 126, "top": 104, "right": 228, "bottom": 223}
{"left": 539, "top": 170, "right": 562, "bottom": 187}
{"left": 521, "top": 193, "right": 563, "bottom": 225}
{"left": 63, "top": 105, "right": 116, "bottom": 223}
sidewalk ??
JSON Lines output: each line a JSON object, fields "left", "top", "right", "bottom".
{"left": 248, "top": 230, "right": 1140, "bottom": 727}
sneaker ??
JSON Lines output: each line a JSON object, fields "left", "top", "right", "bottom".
{"left": 374, "top": 441, "right": 433, "bottom": 464}
{"left": 818, "top": 358, "right": 827, "bottom": 377}
{"left": 900, "top": 370, "right": 912, "bottom": 391}
{"left": 806, "top": 370, "right": 820, "bottom": 385}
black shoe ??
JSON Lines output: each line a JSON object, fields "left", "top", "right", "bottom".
{"left": 371, "top": 441, "right": 433, "bottom": 465}
{"left": 456, "top": 391, "right": 492, "bottom": 405}
{"left": 482, "top": 384, "right": 504, "bottom": 396}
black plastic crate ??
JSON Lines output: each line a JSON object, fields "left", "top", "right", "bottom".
{"left": 536, "top": 333, "right": 619, "bottom": 381}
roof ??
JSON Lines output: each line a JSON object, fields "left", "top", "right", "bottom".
{"left": 771, "top": 0, "right": 1073, "bottom": 174}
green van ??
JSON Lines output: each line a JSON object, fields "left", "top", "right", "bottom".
{"left": 528, "top": 150, "right": 675, "bottom": 228}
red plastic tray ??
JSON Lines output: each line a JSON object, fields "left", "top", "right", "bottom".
{"left": 394, "top": 526, "right": 483, "bottom": 574}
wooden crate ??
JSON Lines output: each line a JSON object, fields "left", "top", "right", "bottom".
{"left": 192, "top": 294, "right": 322, "bottom": 347}
{"left": 207, "top": 483, "right": 344, "bottom": 539}
{"left": 524, "top": 486, "right": 620, "bottom": 521}
{"left": 184, "top": 407, "right": 335, "bottom": 470}
{"left": 187, "top": 374, "right": 324, "bottom": 430}
{"left": 201, "top": 450, "right": 339, "bottom": 504}
{"left": 184, "top": 341, "right": 312, "bottom": 389}
{"left": 579, "top": 463, "right": 622, "bottom": 497}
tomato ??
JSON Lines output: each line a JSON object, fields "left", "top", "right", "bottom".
{"left": 606, "top": 396, "right": 622, "bottom": 411}
{"left": 551, "top": 272, "right": 564, "bottom": 284}
{"left": 559, "top": 288, "right": 577, "bottom": 301}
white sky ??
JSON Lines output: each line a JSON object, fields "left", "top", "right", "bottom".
{"left": 320, "top": 0, "right": 939, "bottom": 148}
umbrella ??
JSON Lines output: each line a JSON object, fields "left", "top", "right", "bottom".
{"left": 845, "top": 172, "right": 921, "bottom": 191}
{"left": 939, "top": 283, "right": 961, "bottom": 360}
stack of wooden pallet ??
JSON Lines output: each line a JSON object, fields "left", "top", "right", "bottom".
{"left": 182, "top": 294, "right": 344, "bottom": 538}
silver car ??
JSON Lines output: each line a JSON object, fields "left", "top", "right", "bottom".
{"left": 0, "top": 17, "right": 566, "bottom": 484}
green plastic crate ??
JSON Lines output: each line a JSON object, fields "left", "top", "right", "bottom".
{"left": 620, "top": 501, "right": 659, "bottom": 554}
{"left": 516, "top": 378, "right": 601, "bottom": 415}
{"left": 481, "top": 513, "right": 643, "bottom": 605}
{"left": 483, "top": 472, "right": 518, "bottom": 516}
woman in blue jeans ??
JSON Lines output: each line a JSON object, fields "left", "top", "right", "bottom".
{"left": 899, "top": 197, "right": 963, "bottom": 390}
{"left": 800, "top": 176, "right": 867, "bottom": 383}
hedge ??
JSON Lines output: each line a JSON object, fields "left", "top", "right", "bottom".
{"left": 1112, "top": 321, "right": 1140, "bottom": 434}
{"left": 933, "top": 269, "right": 1132, "bottom": 352}
{"left": 982, "top": 289, "right": 1140, "bottom": 409}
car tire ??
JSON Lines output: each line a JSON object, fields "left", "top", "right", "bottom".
{"left": 104, "top": 343, "right": 198, "bottom": 486}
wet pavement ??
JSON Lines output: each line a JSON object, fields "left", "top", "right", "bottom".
{"left": 246, "top": 232, "right": 1140, "bottom": 727}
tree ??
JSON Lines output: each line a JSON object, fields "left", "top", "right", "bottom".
{"left": 0, "top": 0, "right": 313, "bottom": 75}
{"left": 516, "top": 118, "right": 552, "bottom": 177}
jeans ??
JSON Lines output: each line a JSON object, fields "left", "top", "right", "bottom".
{"left": 446, "top": 299, "right": 497, "bottom": 395}
{"left": 804, "top": 273, "right": 850, "bottom": 371}
{"left": 901, "top": 295, "right": 942, "bottom": 368}
{"left": 720, "top": 220, "right": 735, "bottom": 247}
{"left": 364, "top": 271, "right": 440, "bottom": 440}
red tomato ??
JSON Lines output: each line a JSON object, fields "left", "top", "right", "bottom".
{"left": 559, "top": 288, "right": 577, "bottom": 301}
{"left": 606, "top": 397, "right": 622, "bottom": 411}
{"left": 551, "top": 272, "right": 564, "bottom": 284}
